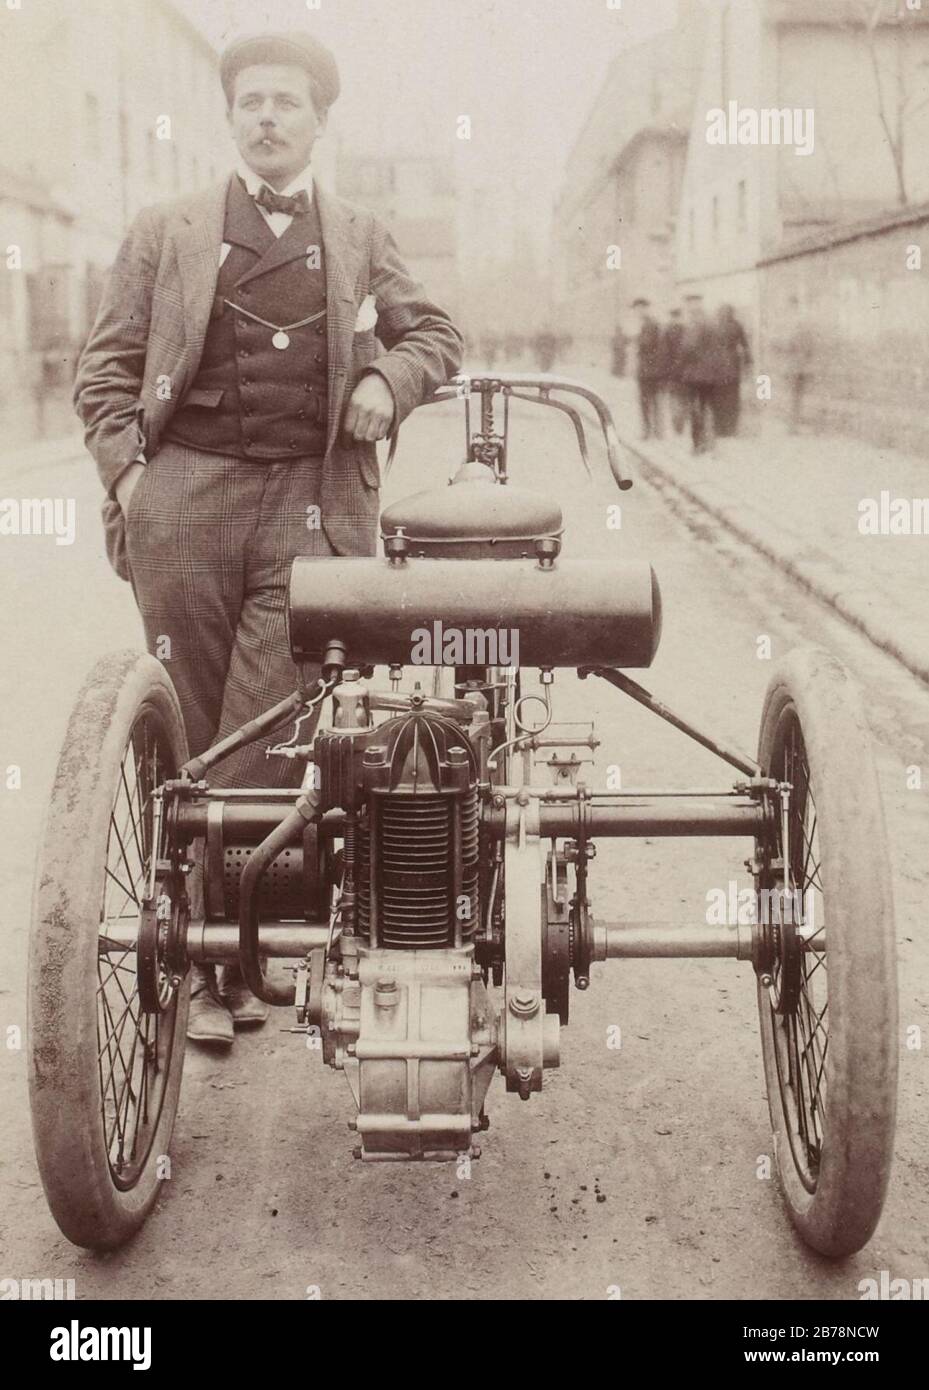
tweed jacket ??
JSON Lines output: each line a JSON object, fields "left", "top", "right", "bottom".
{"left": 74, "top": 175, "right": 463, "bottom": 577}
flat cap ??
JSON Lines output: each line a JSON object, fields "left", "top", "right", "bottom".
{"left": 220, "top": 32, "right": 340, "bottom": 110}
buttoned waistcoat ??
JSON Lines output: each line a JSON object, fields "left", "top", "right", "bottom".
{"left": 166, "top": 173, "right": 329, "bottom": 458}
{"left": 74, "top": 174, "right": 464, "bottom": 578}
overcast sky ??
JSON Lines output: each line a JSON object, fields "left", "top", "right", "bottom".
{"left": 178, "top": 0, "right": 679, "bottom": 229}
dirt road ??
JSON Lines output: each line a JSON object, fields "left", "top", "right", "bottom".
{"left": 2, "top": 390, "right": 927, "bottom": 1299}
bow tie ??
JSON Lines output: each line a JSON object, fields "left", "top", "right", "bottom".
{"left": 254, "top": 184, "right": 310, "bottom": 217}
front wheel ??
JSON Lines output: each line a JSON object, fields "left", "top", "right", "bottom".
{"left": 29, "top": 651, "right": 190, "bottom": 1249}
{"left": 755, "top": 647, "right": 897, "bottom": 1257}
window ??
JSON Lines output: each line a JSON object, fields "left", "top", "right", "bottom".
{"left": 147, "top": 131, "right": 158, "bottom": 184}
{"left": 712, "top": 194, "right": 720, "bottom": 240}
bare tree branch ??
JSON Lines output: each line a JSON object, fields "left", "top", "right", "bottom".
{"left": 848, "top": 0, "right": 910, "bottom": 205}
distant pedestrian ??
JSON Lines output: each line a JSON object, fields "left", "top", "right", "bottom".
{"left": 679, "top": 293, "right": 721, "bottom": 455}
{"left": 662, "top": 307, "right": 687, "bottom": 435}
{"left": 610, "top": 323, "right": 626, "bottom": 377}
{"left": 633, "top": 298, "right": 667, "bottom": 440}
{"left": 533, "top": 327, "right": 557, "bottom": 372}
{"left": 503, "top": 332, "right": 524, "bottom": 363}
{"left": 713, "top": 303, "right": 752, "bottom": 436}
{"left": 780, "top": 294, "right": 815, "bottom": 434}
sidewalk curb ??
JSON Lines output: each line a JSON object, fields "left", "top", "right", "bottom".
{"left": 621, "top": 431, "right": 929, "bottom": 690}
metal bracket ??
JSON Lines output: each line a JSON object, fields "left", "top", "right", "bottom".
{"left": 294, "top": 958, "right": 310, "bottom": 1025}
{"left": 501, "top": 801, "right": 560, "bottom": 1098}
{"left": 579, "top": 666, "right": 759, "bottom": 778}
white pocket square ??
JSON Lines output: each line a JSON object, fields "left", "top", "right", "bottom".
{"left": 353, "top": 293, "right": 378, "bottom": 333}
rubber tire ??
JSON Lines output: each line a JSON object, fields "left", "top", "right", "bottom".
{"left": 756, "top": 647, "right": 897, "bottom": 1258}
{"left": 28, "top": 650, "right": 190, "bottom": 1250}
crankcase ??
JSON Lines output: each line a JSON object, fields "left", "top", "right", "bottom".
{"left": 324, "top": 947, "right": 498, "bottom": 1161}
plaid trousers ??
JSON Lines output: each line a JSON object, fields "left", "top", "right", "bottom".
{"left": 124, "top": 439, "right": 377, "bottom": 789}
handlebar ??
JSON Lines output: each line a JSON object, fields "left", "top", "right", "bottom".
{"left": 384, "top": 372, "right": 634, "bottom": 492}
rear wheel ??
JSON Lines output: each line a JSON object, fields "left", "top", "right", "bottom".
{"left": 29, "top": 650, "right": 190, "bottom": 1249}
{"left": 755, "top": 648, "right": 897, "bottom": 1257}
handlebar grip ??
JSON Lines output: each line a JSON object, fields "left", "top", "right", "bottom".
{"left": 605, "top": 428, "right": 634, "bottom": 492}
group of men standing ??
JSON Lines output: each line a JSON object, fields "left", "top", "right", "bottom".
{"left": 631, "top": 296, "right": 752, "bottom": 455}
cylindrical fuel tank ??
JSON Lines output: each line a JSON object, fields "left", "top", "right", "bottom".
{"left": 288, "top": 557, "right": 661, "bottom": 669}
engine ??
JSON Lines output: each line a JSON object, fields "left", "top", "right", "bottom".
{"left": 261, "top": 462, "right": 659, "bottom": 1161}
{"left": 316, "top": 703, "right": 481, "bottom": 951}
{"left": 308, "top": 674, "right": 499, "bottom": 1161}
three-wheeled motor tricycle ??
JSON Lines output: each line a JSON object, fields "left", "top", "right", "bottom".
{"left": 29, "top": 373, "right": 897, "bottom": 1257}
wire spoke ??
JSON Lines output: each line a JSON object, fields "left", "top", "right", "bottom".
{"left": 101, "top": 933, "right": 136, "bottom": 1014}
{"left": 98, "top": 984, "right": 140, "bottom": 1100}
{"left": 96, "top": 989, "right": 142, "bottom": 1062}
{"left": 120, "top": 759, "right": 147, "bottom": 869}
{"left": 97, "top": 943, "right": 137, "bottom": 989}
{"left": 800, "top": 998, "right": 829, "bottom": 1059}
{"left": 97, "top": 976, "right": 138, "bottom": 1157}
{"left": 97, "top": 952, "right": 138, "bottom": 979}
{"left": 103, "top": 862, "right": 139, "bottom": 909}
{"left": 810, "top": 1033, "right": 830, "bottom": 1115}
{"left": 803, "top": 951, "right": 827, "bottom": 984}
{"left": 787, "top": 1016, "right": 812, "bottom": 1154}
{"left": 109, "top": 1004, "right": 146, "bottom": 1171}
{"left": 94, "top": 715, "right": 177, "bottom": 1187}
{"left": 108, "top": 802, "right": 145, "bottom": 902}
{"left": 766, "top": 707, "right": 830, "bottom": 1188}
{"left": 800, "top": 810, "right": 817, "bottom": 888}
{"left": 128, "top": 1013, "right": 156, "bottom": 1160}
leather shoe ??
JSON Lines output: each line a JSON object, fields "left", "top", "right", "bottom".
{"left": 220, "top": 964, "right": 270, "bottom": 1027}
{"left": 187, "top": 968, "right": 234, "bottom": 1046}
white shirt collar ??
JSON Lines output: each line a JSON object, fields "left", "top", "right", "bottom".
{"left": 236, "top": 158, "right": 314, "bottom": 203}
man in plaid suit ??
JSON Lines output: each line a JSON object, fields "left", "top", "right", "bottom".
{"left": 74, "top": 32, "right": 463, "bottom": 1043}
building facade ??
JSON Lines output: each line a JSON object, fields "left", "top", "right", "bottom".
{"left": 674, "top": 0, "right": 929, "bottom": 342}
{"left": 336, "top": 149, "right": 459, "bottom": 322}
{"left": 0, "top": 0, "right": 228, "bottom": 444}
{"left": 759, "top": 203, "right": 929, "bottom": 453}
{"left": 550, "top": 0, "right": 707, "bottom": 363}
